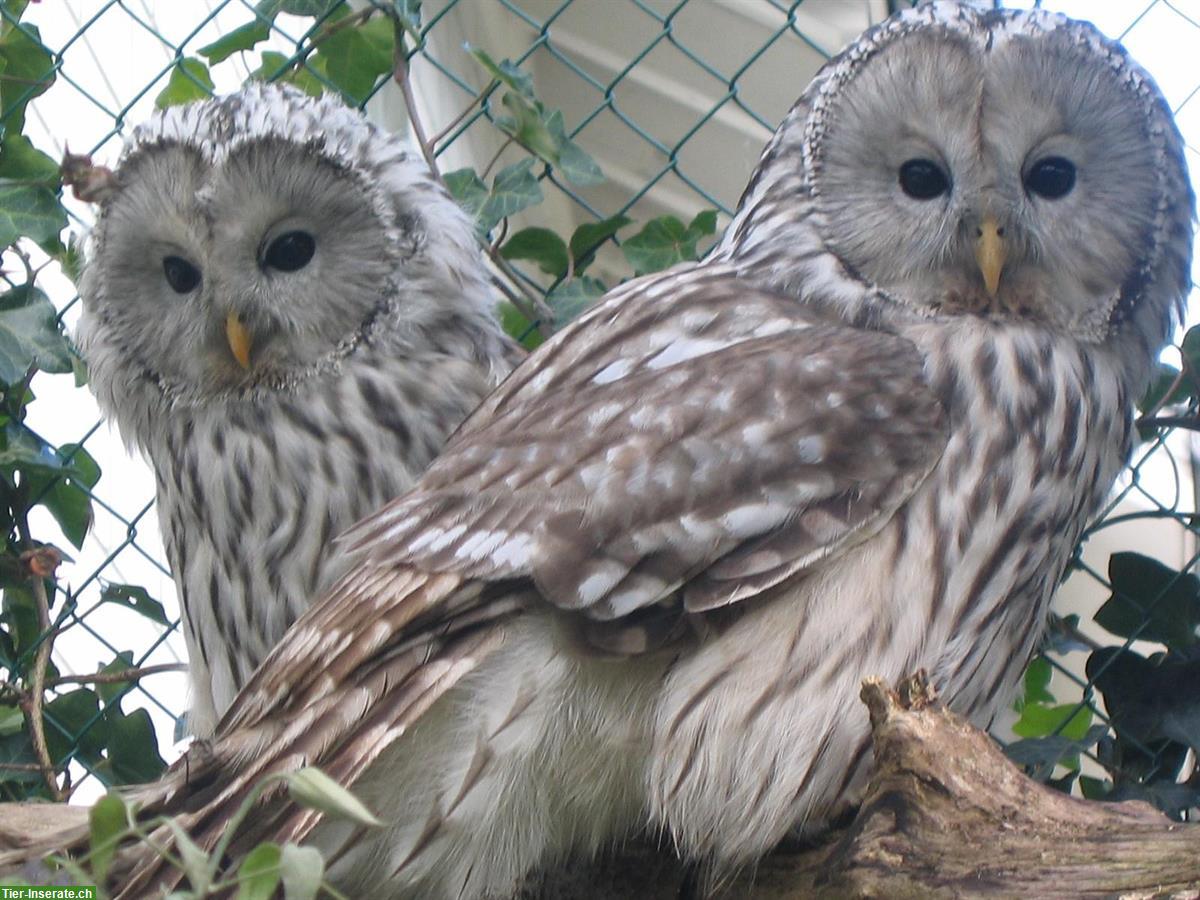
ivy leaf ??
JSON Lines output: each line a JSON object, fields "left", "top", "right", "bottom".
{"left": 466, "top": 46, "right": 533, "bottom": 99}
{"left": 390, "top": 0, "right": 423, "bottom": 43}
{"left": 155, "top": 57, "right": 215, "bottom": 109}
{"left": 0, "top": 182, "right": 67, "bottom": 251}
{"left": 236, "top": 842, "right": 281, "bottom": 900}
{"left": 99, "top": 583, "right": 168, "bottom": 626}
{"left": 249, "top": 51, "right": 325, "bottom": 97}
{"left": 1011, "top": 701, "right": 1092, "bottom": 742}
{"left": 1006, "top": 724, "right": 1107, "bottom": 780}
{"left": 498, "top": 92, "right": 559, "bottom": 163}
{"left": 557, "top": 138, "right": 603, "bottom": 186}
{"left": 312, "top": 14, "right": 394, "bottom": 105}
{"left": 501, "top": 227, "right": 568, "bottom": 277}
{"left": 98, "top": 707, "right": 167, "bottom": 785}
{"left": 622, "top": 209, "right": 718, "bottom": 274}
{"left": 278, "top": 0, "right": 342, "bottom": 14}
{"left": 0, "top": 704, "right": 22, "bottom": 736}
{"left": 547, "top": 276, "right": 605, "bottom": 326}
{"left": 44, "top": 688, "right": 107, "bottom": 765}
{"left": 95, "top": 651, "right": 136, "bottom": 707}
{"left": 497, "top": 302, "right": 543, "bottom": 351}
{"left": 199, "top": 20, "right": 273, "bottom": 65}
{"left": 1013, "top": 656, "right": 1054, "bottom": 712}
{"left": 478, "top": 158, "right": 542, "bottom": 233}
{"left": 0, "top": 286, "right": 72, "bottom": 382}
{"left": 0, "top": 134, "right": 58, "bottom": 181}
{"left": 0, "top": 21, "right": 54, "bottom": 133}
{"left": 0, "top": 731, "right": 40, "bottom": 786}
{"left": 569, "top": 215, "right": 631, "bottom": 273}
{"left": 280, "top": 843, "right": 324, "bottom": 900}
{"left": 1096, "top": 552, "right": 1200, "bottom": 651}
{"left": 89, "top": 793, "right": 129, "bottom": 885}
{"left": 443, "top": 168, "right": 488, "bottom": 224}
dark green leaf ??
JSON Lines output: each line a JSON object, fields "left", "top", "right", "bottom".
{"left": 0, "top": 422, "right": 61, "bottom": 477}
{"left": 501, "top": 227, "right": 568, "bottom": 277}
{"left": 0, "top": 286, "right": 71, "bottom": 382}
{"left": 1181, "top": 324, "right": 1200, "bottom": 381}
{"left": 1138, "top": 363, "right": 1189, "bottom": 415}
{"left": 621, "top": 215, "right": 688, "bottom": 274}
{"left": 547, "top": 276, "right": 605, "bottom": 326}
{"left": 199, "top": 20, "right": 273, "bottom": 64}
{"left": 479, "top": 158, "right": 542, "bottom": 233}
{"left": 467, "top": 46, "right": 533, "bottom": 99}
{"left": 0, "top": 182, "right": 66, "bottom": 250}
{"left": 236, "top": 843, "right": 282, "bottom": 900}
{"left": 89, "top": 793, "right": 129, "bottom": 884}
{"left": 280, "top": 843, "right": 324, "bottom": 900}
{"left": 280, "top": 0, "right": 342, "bottom": 14}
{"left": 100, "top": 707, "right": 167, "bottom": 784}
{"left": 0, "top": 704, "right": 21, "bottom": 736}
{"left": 249, "top": 52, "right": 325, "bottom": 97}
{"left": 313, "top": 14, "right": 394, "bottom": 105}
{"left": 497, "top": 302, "right": 543, "bottom": 351}
{"left": 154, "top": 57, "right": 216, "bottom": 109}
{"left": 1096, "top": 552, "right": 1200, "bottom": 651}
{"left": 44, "top": 688, "right": 106, "bottom": 764}
{"left": 0, "top": 134, "right": 57, "bottom": 181}
{"left": 95, "top": 651, "right": 136, "bottom": 707}
{"left": 1078, "top": 774, "right": 1109, "bottom": 801}
{"left": 0, "top": 22, "right": 54, "bottom": 133}
{"left": 569, "top": 215, "right": 631, "bottom": 272}
{"left": 0, "top": 730, "right": 40, "bottom": 786}
{"left": 99, "top": 583, "right": 168, "bottom": 626}
{"left": 687, "top": 208, "right": 718, "bottom": 236}
{"left": 30, "top": 474, "right": 92, "bottom": 549}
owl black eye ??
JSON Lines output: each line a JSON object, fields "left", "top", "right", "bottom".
{"left": 162, "top": 256, "right": 201, "bottom": 294}
{"left": 263, "top": 231, "right": 316, "bottom": 272}
{"left": 898, "top": 158, "right": 950, "bottom": 200}
{"left": 1025, "top": 156, "right": 1076, "bottom": 199}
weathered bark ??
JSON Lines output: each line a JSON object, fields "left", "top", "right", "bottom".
{"left": 525, "top": 674, "right": 1200, "bottom": 899}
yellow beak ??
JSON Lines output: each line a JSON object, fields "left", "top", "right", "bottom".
{"left": 974, "top": 216, "right": 1007, "bottom": 298}
{"left": 225, "top": 312, "right": 252, "bottom": 370}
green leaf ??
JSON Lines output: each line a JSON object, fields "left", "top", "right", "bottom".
{"left": 313, "top": 14, "right": 394, "bottom": 105}
{"left": 0, "top": 731, "right": 41, "bottom": 786}
{"left": 497, "top": 302, "right": 543, "bottom": 351}
{"left": 1096, "top": 552, "right": 1200, "bottom": 651}
{"left": 155, "top": 57, "right": 215, "bottom": 109}
{"left": 249, "top": 52, "right": 325, "bottom": 97}
{"left": 0, "top": 22, "right": 54, "bottom": 134}
{"left": 279, "top": 0, "right": 341, "bottom": 14}
{"left": 280, "top": 843, "right": 324, "bottom": 900}
{"left": 0, "top": 182, "right": 66, "bottom": 250}
{"left": 44, "top": 688, "right": 107, "bottom": 765}
{"left": 286, "top": 767, "right": 381, "bottom": 826}
{"left": 390, "top": 0, "right": 423, "bottom": 42}
{"left": 99, "top": 583, "right": 168, "bottom": 626}
{"left": 0, "top": 286, "right": 72, "bottom": 382}
{"left": 0, "top": 134, "right": 57, "bottom": 181}
{"left": 498, "top": 92, "right": 559, "bottom": 162}
{"left": 621, "top": 209, "right": 717, "bottom": 274}
{"left": 569, "top": 215, "right": 631, "bottom": 272}
{"left": 164, "top": 817, "right": 215, "bottom": 893}
{"left": 0, "top": 704, "right": 22, "bottom": 736}
{"left": 101, "top": 707, "right": 167, "bottom": 785}
{"left": 89, "top": 792, "right": 129, "bottom": 884}
{"left": 1181, "top": 324, "right": 1200, "bottom": 380}
{"left": 557, "top": 139, "right": 603, "bottom": 186}
{"left": 199, "top": 19, "right": 273, "bottom": 64}
{"left": 501, "top": 227, "right": 568, "bottom": 277}
{"left": 467, "top": 46, "right": 533, "bottom": 99}
{"left": 95, "top": 651, "right": 136, "bottom": 707}
{"left": 479, "top": 158, "right": 542, "bottom": 233}
{"left": 547, "top": 276, "right": 605, "bottom": 326}
{"left": 236, "top": 842, "right": 281, "bottom": 900}
{"left": 443, "top": 168, "right": 488, "bottom": 223}
{"left": 1016, "top": 656, "right": 1054, "bottom": 710}
{"left": 1011, "top": 701, "right": 1092, "bottom": 742}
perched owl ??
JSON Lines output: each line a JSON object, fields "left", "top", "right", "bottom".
{"left": 96, "top": 5, "right": 1192, "bottom": 898}
{"left": 76, "top": 83, "right": 519, "bottom": 735}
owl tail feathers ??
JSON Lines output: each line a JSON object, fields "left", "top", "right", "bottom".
{"left": 12, "top": 568, "right": 517, "bottom": 897}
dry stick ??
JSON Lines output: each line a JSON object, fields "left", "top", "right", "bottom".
{"left": 46, "top": 663, "right": 187, "bottom": 689}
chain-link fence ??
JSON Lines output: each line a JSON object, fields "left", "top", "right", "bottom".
{"left": 2, "top": 0, "right": 1198, "bottom": 816}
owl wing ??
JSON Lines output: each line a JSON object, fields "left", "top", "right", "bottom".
{"left": 110, "top": 268, "right": 947, "bottom": 894}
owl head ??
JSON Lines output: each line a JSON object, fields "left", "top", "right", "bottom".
{"left": 720, "top": 2, "right": 1193, "bottom": 372}
{"left": 77, "top": 82, "right": 501, "bottom": 437}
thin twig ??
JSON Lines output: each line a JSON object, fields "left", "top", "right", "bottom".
{"left": 429, "top": 84, "right": 493, "bottom": 151}
{"left": 392, "top": 27, "right": 438, "bottom": 177}
{"left": 46, "top": 662, "right": 186, "bottom": 689}
{"left": 480, "top": 134, "right": 516, "bottom": 180}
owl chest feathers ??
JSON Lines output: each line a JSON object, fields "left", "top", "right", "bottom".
{"left": 150, "top": 349, "right": 495, "bottom": 734}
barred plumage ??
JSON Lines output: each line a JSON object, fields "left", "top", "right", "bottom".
{"left": 88, "top": 5, "right": 1194, "bottom": 898}
{"left": 76, "top": 83, "right": 519, "bottom": 734}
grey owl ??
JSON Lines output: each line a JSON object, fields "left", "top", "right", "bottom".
{"left": 104, "top": 5, "right": 1193, "bottom": 898}
{"left": 77, "top": 83, "right": 519, "bottom": 736}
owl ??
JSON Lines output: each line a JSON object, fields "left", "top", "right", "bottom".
{"left": 94, "top": 4, "right": 1192, "bottom": 899}
{"left": 76, "top": 83, "right": 520, "bottom": 736}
